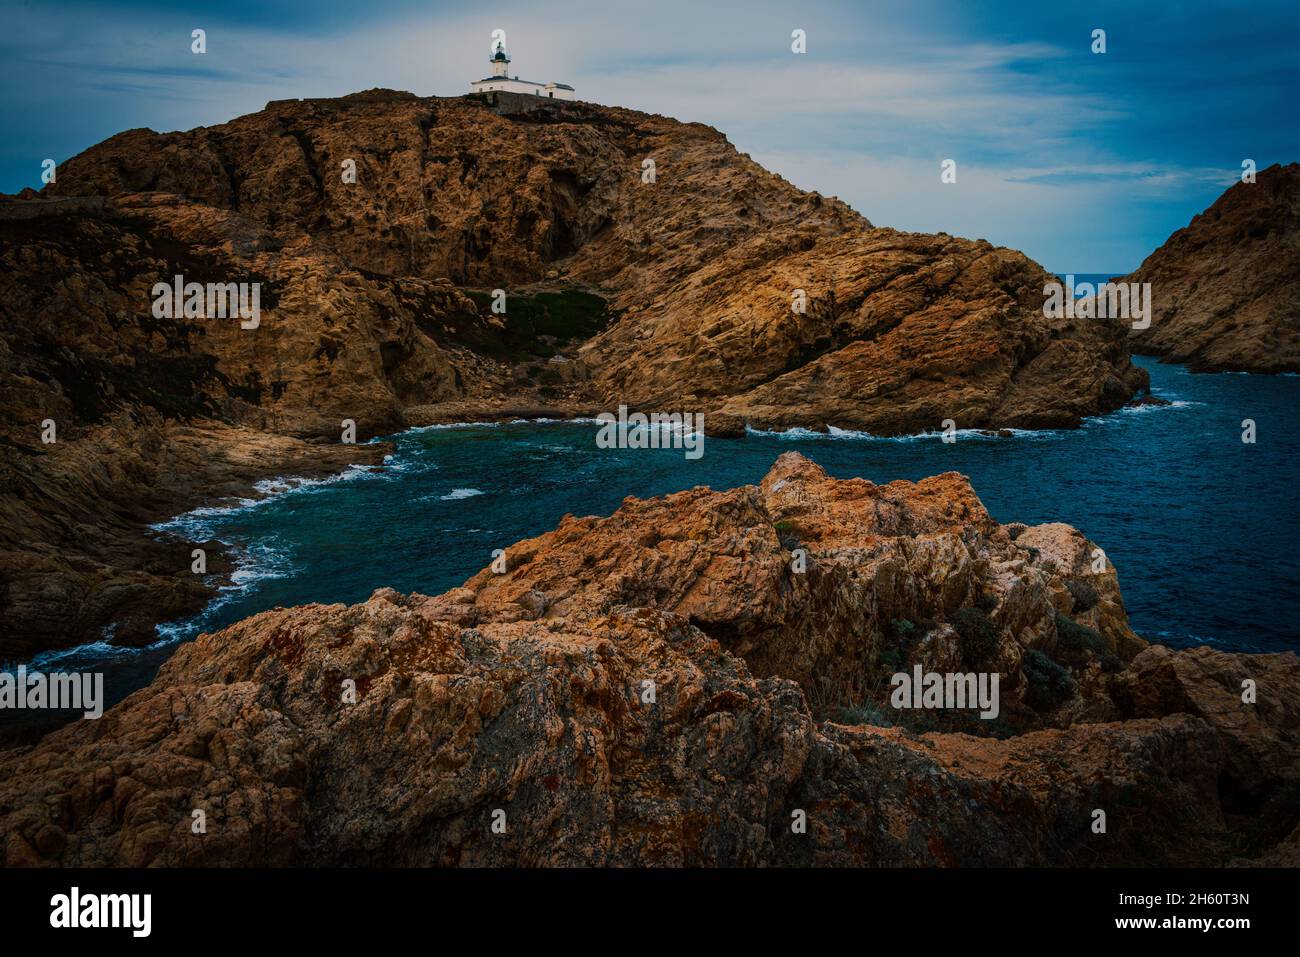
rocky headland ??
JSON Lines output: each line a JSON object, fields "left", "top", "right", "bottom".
{"left": 1, "top": 453, "right": 1295, "bottom": 866}
{"left": 1124, "top": 162, "right": 1300, "bottom": 372}
{"left": 40, "top": 90, "right": 1149, "bottom": 434}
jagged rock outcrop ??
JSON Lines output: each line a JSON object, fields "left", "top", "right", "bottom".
{"left": 0, "top": 191, "right": 512, "bottom": 440}
{"left": 2, "top": 454, "right": 1294, "bottom": 866}
{"left": 0, "top": 414, "right": 385, "bottom": 660}
{"left": 448, "top": 451, "right": 1143, "bottom": 727}
{"left": 1115, "top": 644, "right": 1300, "bottom": 854}
{"left": 1124, "top": 162, "right": 1300, "bottom": 372}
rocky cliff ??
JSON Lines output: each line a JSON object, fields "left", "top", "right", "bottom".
{"left": 1, "top": 454, "right": 1294, "bottom": 866}
{"left": 1124, "top": 162, "right": 1300, "bottom": 372}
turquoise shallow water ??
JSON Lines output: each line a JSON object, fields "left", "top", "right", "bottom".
{"left": 28, "top": 355, "right": 1300, "bottom": 712}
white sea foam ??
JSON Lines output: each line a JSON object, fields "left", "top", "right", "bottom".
{"left": 1146, "top": 629, "right": 1249, "bottom": 650}
{"left": 1078, "top": 397, "right": 1198, "bottom": 428}
{"left": 745, "top": 425, "right": 832, "bottom": 440}
{"left": 439, "top": 488, "right": 485, "bottom": 500}
{"left": 23, "top": 534, "right": 299, "bottom": 668}
{"left": 152, "top": 538, "right": 297, "bottom": 643}
{"left": 1116, "top": 399, "right": 1198, "bottom": 415}
{"left": 404, "top": 420, "right": 504, "bottom": 433}
{"left": 140, "top": 465, "right": 347, "bottom": 650}
{"left": 27, "top": 638, "right": 166, "bottom": 671}
{"left": 746, "top": 424, "right": 1054, "bottom": 442}
{"left": 151, "top": 461, "right": 379, "bottom": 537}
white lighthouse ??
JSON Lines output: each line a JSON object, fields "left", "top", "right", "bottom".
{"left": 490, "top": 40, "right": 510, "bottom": 78}
{"left": 470, "top": 40, "right": 576, "bottom": 100}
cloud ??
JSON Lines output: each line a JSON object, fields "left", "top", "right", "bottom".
{"left": 1003, "top": 165, "right": 1237, "bottom": 189}
{"left": 1, "top": 0, "right": 1295, "bottom": 271}
{"left": 24, "top": 57, "right": 249, "bottom": 81}
{"left": 748, "top": 151, "right": 1229, "bottom": 272}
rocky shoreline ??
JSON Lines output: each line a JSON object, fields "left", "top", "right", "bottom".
{"left": 0, "top": 415, "right": 392, "bottom": 663}
{"left": 2, "top": 453, "right": 1295, "bottom": 866}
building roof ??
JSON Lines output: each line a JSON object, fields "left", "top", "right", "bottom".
{"left": 473, "top": 77, "right": 546, "bottom": 87}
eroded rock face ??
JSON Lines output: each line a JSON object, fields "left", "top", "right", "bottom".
{"left": 593, "top": 229, "right": 1145, "bottom": 433}
{"left": 1124, "top": 162, "right": 1300, "bottom": 372}
{"left": 1115, "top": 644, "right": 1300, "bottom": 852}
{"left": 0, "top": 192, "right": 509, "bottom": 441}
{"left": 0, "top": 414, "right": 390, "bottom": 661}
{"left": 445, "top": 452, "right": 1141, "bottom": 728}
{"left": 1, "top": 454, "right": 1293, "bottom": 867}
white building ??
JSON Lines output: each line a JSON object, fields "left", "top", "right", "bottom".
{"left": 469, "top": 41, "right": 575, "bottom": 100}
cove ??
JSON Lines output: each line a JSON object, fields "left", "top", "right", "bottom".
{"left": 27, "top": 356, "right": 1300, "bottom": 717}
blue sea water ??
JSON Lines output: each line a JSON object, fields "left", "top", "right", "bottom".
{"left": 29, "top": 354, "right": 1300, "bottom": 711}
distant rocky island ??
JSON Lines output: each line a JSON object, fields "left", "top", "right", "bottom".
{"left": 1125, "top": 162, "right": 1300, "bottom": 373}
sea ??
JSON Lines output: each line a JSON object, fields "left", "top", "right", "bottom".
{"left": 23, "top": 319, "right": 1300, "bottom": 715}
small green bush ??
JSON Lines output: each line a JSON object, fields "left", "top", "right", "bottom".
{"left": 1023, "top": 649, "right": 1076, "bottom": 712}
{"left": 951, "top": 606, "right": 999, "bottom": 667}
{"left": 880, "top": 618, "right": 917, "bottom": 676}
{"left": 773, "top": 519, "right": 803, "bottom": 550}
{"left": 1055, "top": 612, "right": 1106, "bottom": 657}
{"left": 464, "top": 288, "right": 613, "bottom": 360}
{"left": 1065, "top": 578, "right": 1100, "bottom": 613}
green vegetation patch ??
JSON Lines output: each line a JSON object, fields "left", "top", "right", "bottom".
{"left": 1065, "top": 578, "right": 1100, "bottom": 613}
{"left": 1055, "top": 611, "right": 1106, "bottom": 657}
{"left": 951, "top": 606, "right": 999, "bottom": 668}
{"left": 465, "top": 288, "right": 612, "bottom": 363}
{"left": 1023, "top": 648, "right": 1077, "bottom": 712}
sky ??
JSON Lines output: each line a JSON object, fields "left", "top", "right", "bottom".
{"left": 1, "top": 0, "right": 1297, "bottom": 272}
